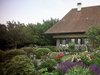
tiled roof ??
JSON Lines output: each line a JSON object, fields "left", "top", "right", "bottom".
{"left": 45, "top": 5, "right": 100, "bottom": 34}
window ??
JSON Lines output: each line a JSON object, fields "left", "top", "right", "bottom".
{"left": 66, "top": 38, "right": 71, "bottom": 44}
{"left": 75, "top": 38, "right": 78, "bottom": 44}
{"left": 80, "top": 38, "right": 85, "bottom": 44}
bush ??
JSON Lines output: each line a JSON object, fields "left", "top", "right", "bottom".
{"left": 41, "top": 71, "right": 59, "bottom": 75}
{"left": 91, "top": 52, "right": 100, "bottom": 66}
{"left": 0, "top": 63, "right": 3, "bottom": 75}
{"left": 0, "top": 50, "right": 5, "bottom": 62}
{"left": 3, "top": 55, "right": 35, "bottom": 75}
{"left": 36, "top": 48, "right": 52, "bottom": 59}
{"left": 40, "top": 59, "right": 57, "bottom": 72}
{"left": 0, "top": 50, "right": 5, "bottom": 75}
{"left": 49, "top": 52, "right": 58, "bottom": 58}
{"left": 21, "top": 47, "right": 36, "bottom": 57}
{"left": 39, "top": 68, "right": 59, "bottom": 75}
{"left": 80, "top": 55, "right": 91, "bottom": 65}
{"left": 65, "top": 66, "right": 92, "bottom": 75}
{"left": 68, "top": 43, "right": 75, "bottom": 52}
{"left": 56, "top": 61, "right": 87, "bottom": 75}
{"left": 43, "top": 46, "right": 56, "bottom": 52}
{"left": 4, "top": 49, "right": 27, "bottom": 61}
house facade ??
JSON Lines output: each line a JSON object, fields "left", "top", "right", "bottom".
{"left": 45, "top": 3, "right": 100, "bottom": 46}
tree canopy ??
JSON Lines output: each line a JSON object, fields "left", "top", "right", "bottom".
{"left": 86, "top": 26, "right": 100, "bottom": 49}
{"left": 0, "top": 18, "right": 59, "bottom": 50}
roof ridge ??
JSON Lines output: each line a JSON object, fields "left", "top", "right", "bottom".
{"left": 73, "top": 5, "right": 100, "bottom": 10}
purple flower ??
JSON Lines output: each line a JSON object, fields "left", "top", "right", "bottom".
{"left": 56, "top": 61, "right": 75, "bottom": 74}
{"left": 89, "top": 64, "right": 100, "bottom": 75}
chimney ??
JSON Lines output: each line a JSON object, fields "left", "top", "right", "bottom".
{"left": 77, "top": 3, "right": 82, "bottom": 11}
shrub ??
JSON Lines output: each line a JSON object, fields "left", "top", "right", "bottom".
{"left": 91, "top": 52, "right": 100, "bottom": 66}
{"left": 4, "top": 55, "right": 35, "bottom": 75}
{"left": 65, "top": 66, "right": 92, "bottom": 75}
{"left": 41, "top": 71, "right": 59, "bottom": 75}
{"left": 0, "top": 63, "right": 4, "bottom": 75}
{"left": 36, "top": 48, "right": 52, "bottom": 59}
{"left": 56, "top": 61, "right": 87, "bottom": 75}
{"left": 43, "top": 46, "right": 56, "bottom": 52}
{"left": 93, "top": 51, "right": 100, "bottom": 58}
{"left": 4, "top": 49, "right": 27, "bottom": 61}
{"left": 80, "top": 55, "right": 91, "bottom": 65}
{"left": 54, "top": 52, "right": 64, "bottom": 60}
{"left": 21, "top": 47, "right": 36, "bottom": 57}
{"left": 0, "top": 50, "right": 5, "bottom": 62}
{"left": 39, "top": 68, "right": 59, "bottom": 75}
{"left": 40, "top": 59, "right": 57, "bottom": 72}
{"left": 49, "top": 52, "right": 58, "bottom": 58}
{"left": 68, "top": 43, "right": 75, "bottom": 52}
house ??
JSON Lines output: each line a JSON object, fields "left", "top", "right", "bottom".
{"left": 45, "top": 3, "right": 100, "bottom": 46}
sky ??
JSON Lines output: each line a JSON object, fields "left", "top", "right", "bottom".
{"left": 0, "top": 0, "right": 100, "bottom": 24}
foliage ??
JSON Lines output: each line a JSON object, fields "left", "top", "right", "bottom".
{"left": 71, "top": 54, "right": 80, "bottom": 62}
{"left": 21, "top": 47, "right": 36, "bottom": 57}
{"left": 53, "top": 52, "right": 64, "bottom": 60}
{"left": 65, "top": 66, "right": 92, "bottom": 75}
{"left": 39, "top": 68, "right": 59, "bottom": 75}
{"left": 3, "top": 55, "right": 35, "bottom": 75}
{"left": 0, "top": 50, "right": 5, "bottom": 62}
{"left": 89, "top": 64, "right": 100, "bottom": 75}
{"left": 86, "top": 26, "right": 100, "bottom": 49}
{"left": 35, "top": 48, "right": 52, "bottom": 59}
{"left": 0, "top": 18, "right": 59, "bottom": 50}
{"left": 41, "top": 71, "right": 59, "bottom": 75}
{"left": 80, "top": 55, "right": 92, "bottom": 65}
{"left": 68, "top": 43, "right": 75, "bottom": 52}
{"left": 40, "top": 59, "right": 57, "bottom": 72}
{"left": 4, "top": 49, "right": 27, "bottom": 61}
{"left": 56, "top": 61, "right": 75, "bottom": 74}
{"left": 50, "top": 52, "right": 64, "bottom": 62}
{"left": 56, "top": 61, "right": 87, "bottom": 75}
{"left": 0, "top": 24, "right": 8, "bottom": 50}
{"left": 43, "top": 46, "right": 56, "bottom": 52}
{"left": 49, "top": 52, "right": 58, "bottom": 58}
{"left": 38, "top": 68, "right": 48, "bottom": 74}
{"left": 91, "top": 51, "right": 100, "bottom": 66}
{"left": 0, "top": 49, "right": 5, "bottom": 75}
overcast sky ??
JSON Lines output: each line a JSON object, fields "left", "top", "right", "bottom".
{"left": 0, "top": 0, "right": 100, "bottom": 24}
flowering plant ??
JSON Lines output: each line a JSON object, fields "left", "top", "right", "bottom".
{"left": 54, "top": 52, "right": 64, "bottom": 59}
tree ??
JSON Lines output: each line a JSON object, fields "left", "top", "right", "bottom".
{"left": 0, "top": 24, "right": 8, "bottom": 50}
{"left": 86, "top": 26, "right": 100, "bottom": 49}
{"left": 0, "top": 18, "right": 59, "bottom": 50}
{"left": 27, "top": 18, "right": 59, "bottom": 46}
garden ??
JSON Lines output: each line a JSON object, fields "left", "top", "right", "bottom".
{"left": 0, "top": 22, "right": 100, "bottom": 75}
{"left": 0, "top": 44, "right": 100, "bottom": 75}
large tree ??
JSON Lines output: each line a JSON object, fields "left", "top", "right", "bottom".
{"left": 0, "top": 24, "right": 8, "bottom": 50}
{"left": 0, "top": 18, "right": 59, "bottom": 50}
{"left": 86, "top": 26, "right": 100, "bottom": 49}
